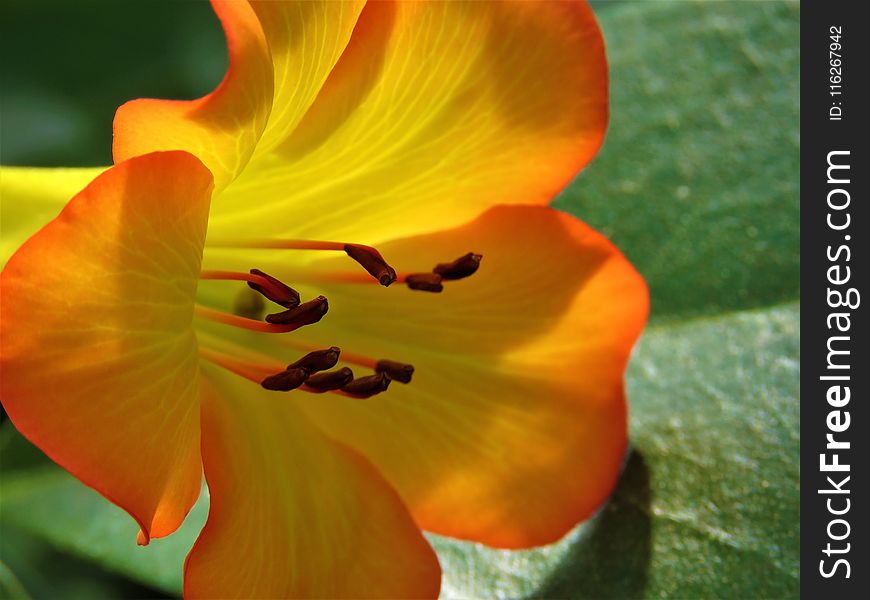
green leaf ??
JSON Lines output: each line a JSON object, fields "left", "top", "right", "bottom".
{"left": 0, "top": 472, "right": 208, "bottom": 595}
{"left": 0, "top": 0, "right": 225, "bottom": 167}
{"left": 0, "top": 561, "right": 32, "bottom": 600}
{"left": 557, "top": 0, "right": 800, "bottom": 322}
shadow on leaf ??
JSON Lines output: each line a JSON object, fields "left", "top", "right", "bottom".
{"left": 529, "top": 449, "right": 651, "bottom": 600}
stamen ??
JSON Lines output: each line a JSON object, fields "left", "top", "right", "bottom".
{"left": 341, "top": 372, "right": 391, "bottom": 398}
{"left": 248, "top": 269, "right": 301, "bottom": 308}
{"left": 195, "top": 305, "right": 315, "bottom": 333}
{"left": 200, "top": 269, "right": 267, "bottom": 284}
{"left": 433, "top": 252, "right": 483, "bottom": 280}
{"left": 273, "top": 338, "right": 386, "bottom": 371}
{"left": 287, "top": 346, "right": 341, "bottom": 372}
{"left": 199, "top": 344, "right": 390, "bottom": 399}
{"left": 343, "top": 244, "right": 397, "bottom": 287}
{"left": 405, "top": 273, "right": 444, "bottom": 293}
{"left": 206, "top": 238, "right": 397, "bottom": 287}
{"left": 375, "top": 359, "right": 415, "bottom": 384}
{"left": 198, "top": 251, "right": 431, "bottom": 395}
{"left": 273, "top": 339, "right": 412, "bottom": 381}
{"left": 275, "top": 252, "right": 481, "bottom": 291}
{"left": 265, "top": 296, "right": 328, "bottom": 326}
{"left": 261, "top": 368, "right": 310, "bottom": 392}
{"left": 268, "top": 271, "right": 404, "bottom": 285}
{"left": 303, "top": 367, "right": 355, "bottom": 391}
{"left": 200, "top": 269, "right": 300, "bottom": 308}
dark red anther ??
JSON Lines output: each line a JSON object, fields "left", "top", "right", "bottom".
{"left": 288, "top": 346, "right": 341, "bottom": 372}
{"left": 341, "top": 371, "right": 391, "bottom": 398}
{"left": 375, "top": 359, "right": 414, "bottom": 384}
{"left": 344, "top": 244, "right": 397, "bottom": 287}
{"left": 405, "top": 273, "right": 443, "bottom": 293}
{"left": 433, "top": 252, "right": 482, "bottom": 280}
{"left": 261, "top": 367, "right": 309, "bottom": 391}
{"left": 247, "top": 269, "right": 301, "bottom": 308}
{"left": 265, "top": 295, "right": 328, "bottom": 325}
{"left": 305, "top": 367, "right": 355, "bottom": 391}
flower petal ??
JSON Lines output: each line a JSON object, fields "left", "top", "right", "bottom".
{"left": 0, "top": 166, "right": 106, "bottom": 266}
{"left": 0, "top": 152, "right": 214, "bottom": 543}
{"left": 186, "top": 366, "right": 441, "bottom": 599}
{"left": 113, "top": 0, "right": 364, "bottom": 190}
{"left": 112, "top": 1, "right": 270, "bottom": 190}
{"left": 208, "top": 0, "right": 607, "bottom": 244}
{"left": 245, "top": 0, "right": 367, "bottom": 158}
{"left": 278, "top": 205, "right": 647, "bottom": 548}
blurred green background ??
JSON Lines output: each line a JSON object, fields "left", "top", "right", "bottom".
{"left": 0, "top": 1, "right": 799, "bottom": 599}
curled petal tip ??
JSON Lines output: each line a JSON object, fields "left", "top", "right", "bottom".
{"left": 137, "top": 528, "right": 151, "bottom": 547}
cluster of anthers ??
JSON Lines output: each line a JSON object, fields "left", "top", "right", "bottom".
{"left": 197, "top": 241, "right": 482, "bottom": 398}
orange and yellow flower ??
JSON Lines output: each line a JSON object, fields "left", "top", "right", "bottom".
{"left": 0, "top": 1, "right": 647, "bottom": 597}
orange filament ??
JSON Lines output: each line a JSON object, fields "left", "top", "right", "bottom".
{"left": 205, "top": 239, "right": 396, "bottom": 286}
{"left": 194, "top": 305, "right": 309, "bottom": 333}
{"left": 337, "top": 350, "right": 379, "bottom": 370}
{"left": 208, "top": 239, "right": 347, "bottom": 251}
{"left": 283, "top": 271, "right": 420, "bottom": 285}
{"left": 200, "top": 347, "right": 335, "bottom": 395}
{"left": 199, "top": 347, "right": 280, "bottom": 384}
{"left": 207, "top": 238, "right": 399, "bottom": 255}
{"left": 201, "top": 269, "right": 302, "bottom": 309}
{"left": 200, "top": 270, "right": 275, "bottom": 287}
